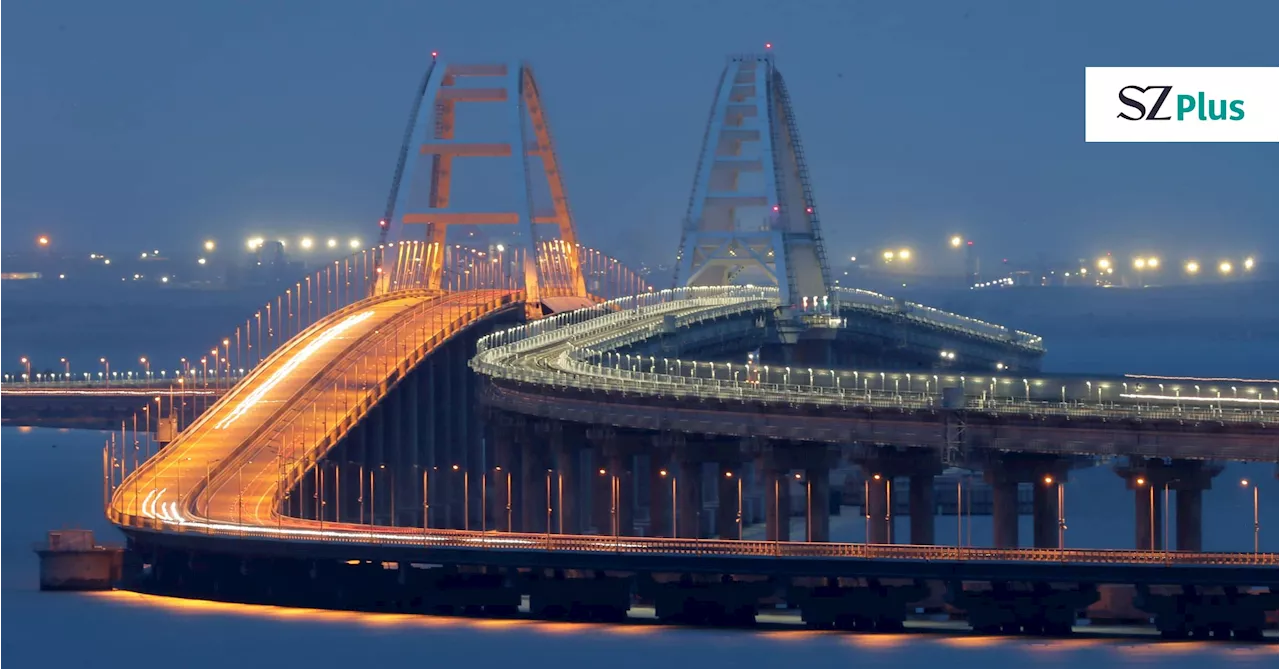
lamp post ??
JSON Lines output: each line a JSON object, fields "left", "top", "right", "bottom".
{"left": 1242, "top": 478, "right": 1259, "bottom": 553}
{"left": 1136, "top": 476, "right": 1155, "bottom": 551}
{"left": 100, "top": 357, "right": 109, "bottom": 387}
{"left": 140, "top": 357, "right": 150, "bottom": 380}
{"left": 1043, "top": 475, "right": 1065, "bottom": 549}
{"left": 659, "top": 469, "right": 676, "bottom": 538}
{"left": 724, "top": 470, "right": 743, "bottom": 540}
{"left": 61, "top": 358, "right": 70, "bottom": 385}
{"left": 20, "top": 357, "right": 31, "bottom": 384}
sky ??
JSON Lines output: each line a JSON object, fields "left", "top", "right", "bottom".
{"left": 3, "top": 0, "right": 1277, "bottom": 268}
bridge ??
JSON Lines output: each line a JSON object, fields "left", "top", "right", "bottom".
{"left": 67, "top": 54, "right": 1278, "bottom": 640}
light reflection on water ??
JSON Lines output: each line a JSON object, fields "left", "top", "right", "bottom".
{"left": 51, "top": 590, "right": 1269, "bottom": 668}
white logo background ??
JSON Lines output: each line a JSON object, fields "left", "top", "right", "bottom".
{"left": 1085, "top": 67, "right": 1280, "bottom": 142}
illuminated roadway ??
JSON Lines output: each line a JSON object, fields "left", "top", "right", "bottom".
{"left": 110, "top": 289, "right": 521, "bottom": 538}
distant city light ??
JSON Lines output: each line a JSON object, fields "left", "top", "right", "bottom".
{"left": 897, "top": 249, "right": 911, "bottom": 261}
{"left": 1219, "top": 261, "right": 1233, "bottom": 274}
{"left": 1096, "top": 258, "right": 1111, "bottom": 270}
{"left": 160, "top": 276, "right": 169, "bottom": 283}
{"left": 496, "top": 244, "right": 506, "bottom": 253}
{"left": 247, "top": 237, "right": 265, "bottom": 250}
{"left": 1133, "top": 257, "right": 1145, "bottom": 270}
{"left": 1244, "top": 256, "right": 1255, "bottom": 270}
{"left": 1146, "top": 256, "right": 1159, "bottom": 269}
{"left": 849, "top": 255, "right": 856, "bottom": 263}
{"left": 58, "top": 274, "right": 66, "bottom": 279}
{"left": 1185, "top": 260, "right": 1200, "bottom": 274}
{"left": 204, "top": 240, "right": 216, "bottom": 252}
{"left": 197, "top": 258, "right": 207, "bottom": 265}
{"left": 37, "top": 235, "right": 50, "bottom": 247}
{"left": 950, "top": 235, "right": 962, "bottom": 248}
{"left": 348, "top": 238, "right": 361, "bottom": 250}
{"left": 882, "top": 250, "right": 894, "bottom": 261}
{"left": 141, "top": 252, "right": 148, "bottom": 259}
{"left": 300, "top": 237, "right": 314, "bottom": 250}
{"left": 326, "top": 238, "right": 338, "bottom": 249}
{"left": 103, "top": 259, "right": 111, "bottom": 265}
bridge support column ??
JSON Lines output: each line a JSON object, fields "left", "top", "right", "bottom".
{"left": 551, "top": 426, "right": 583, "bottom": 534}
{"left": 805, "top": 467, "right": 830, "bottom": 542}
{"left": 1176, "top": 488, "right": 1203, "bottom": 552}
{"left": 648, "top": 448, "right": 673, "bottom": 538}
{"left": 1116, "top": 458, "right": 1219, "bottom": 551}
{"left": 674, "top": 455, "right": 703, "bottom": 539}
{"left": 522, "top": 424, "right": 552, "bottom": 534}
{"left": 859, "top": 448, "right": 942, "bottom": 545}
{"left": 763, "top": 467, "right": 792, "bottom": 542}
{"left": 991, "top": 482, "right": 1018, "bottom": 549}
{"left": 718, "top": 464, "right": 742, "bottom": 539}
{"left": 865, "top": 474, "right": 891, "bottom": 544}
{"left": 492, "top": 416, "right": 518, "bottom": 532}
{"left": 984, "top": 453, "right": 1070, "bottom": 549}
{"left": 908, "top": 473, "right": 936, "bottom": 546}
{"left": 1031, "top": 477, "right": 1062, "bottom": 549}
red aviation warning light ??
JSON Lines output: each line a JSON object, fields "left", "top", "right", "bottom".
{"left": 764, "top": 42, "right": 773, "bottom": 50}
{"left": 379, "top": 219, "right": 388, "bottom": 228}
{"left": 772, "top": 205, "right": 779, "bottom": 212}
{"left": 431, "top": 51, "right": 438, "bottom": 59}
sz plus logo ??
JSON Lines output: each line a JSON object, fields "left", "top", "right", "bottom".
{"left": 1116, "top": 86, "right": 1244, "bottom": 122}
{"left": 1085, "top": 67, "right": 1279, "bottom": 142}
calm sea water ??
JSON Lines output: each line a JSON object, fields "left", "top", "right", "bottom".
{"left": 3, "top": 286, "right": 1277, "bottom": 667}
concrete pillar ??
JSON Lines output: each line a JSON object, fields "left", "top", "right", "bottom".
{"left": 648, "top": 453, "right": 672, "bottom": 537}
{"left": 763, "top": 469, "right": 792, "bottom": 542}
{"left": 717, "top": 467, "right": 741, "bottom": 539}
{"left": 521, "top": 434, "right": 547, "bottom": 533}
{"left": 908, "top": 473, "right": 936, "bottom": 545}
{"left": 1032, "top": 480, "right": 1060, "bottom": 548}
{"left": 806, "top": 468, "right": 831, "bottom": 542}
{"left": 610, "top": 452, "right": 635, "bottom": 536}
{"left": 552, "top": 438, "right": 580, "bottom": 534}
{"left": 865, "top": 475, "right": 891, "bottom": 544}
{"left": 676, "top": 458, "right": 702, "bottom": 538}
{"left": 1175, "top": 488, "right": 1203, "bottom": 551}
{"left": 991, "top": 481, "right": 1019, "bottom": 548}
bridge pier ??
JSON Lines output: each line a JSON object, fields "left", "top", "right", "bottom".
{"left": 857, "top": 448, "right": 942, "bottom": 545}
{"left": 761, "top": 463, "right": 792, "bottom": 543}
{"left": 551, "top": 424, "right": 584, "bottom": 534}
{"left": 718, "top": 463, "right": 742, "bottom": 540}
{"left": 756, "top": 441, "right": 835, "bottom": 542}
{"left": 491, "top": 412, "right": 521, "bottom": 531}
{"left": 647, "top": 443, "right": 674, "bottom": 537}
{"left": 984, "top": 454, "right": 1070, "bottom": 548}
{"left": 1116, "top": 458, "right": 1220, "bottom": 551}
{"left": 521, "top": 423, "right": 552, "bottom": 533}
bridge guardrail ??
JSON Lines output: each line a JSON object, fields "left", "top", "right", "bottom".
{"left": 106, "top": 505, "right": 1277, "bottom": 567}
{"left": 470, "top": 292, "right": 1277, "bottom": 427}
{"left": 833, "top": 288, "right": 1043, "bottom": 351}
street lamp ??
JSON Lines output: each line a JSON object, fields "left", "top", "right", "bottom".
{"left": 100, "top": 357, "right": 110, "bottom": 387}
{"left": 1241, "top": 479, "right": 1259, "bottom": 553}
{"left": 1044, "top": 475, "right": 1065, "bottom": 549}
{"left": 19, "top": 357, "right": 31, "bottom": 384}
{"left": 658, "top": 469, "right": 677, "bottom": 538}
{"left": 60, "top": 358, "right": 70, "bottom": 384}
{"left": 204, "top": 240, "right": 216, "bottom": 252}
{"left": 725, "top": 470, "right": 743, "bottom": 540}
{"left": 950, "top": 235, "right": 963, "bottom": 248}
{"left": 139, "top": 357, "right": 150, "bottom": 379}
